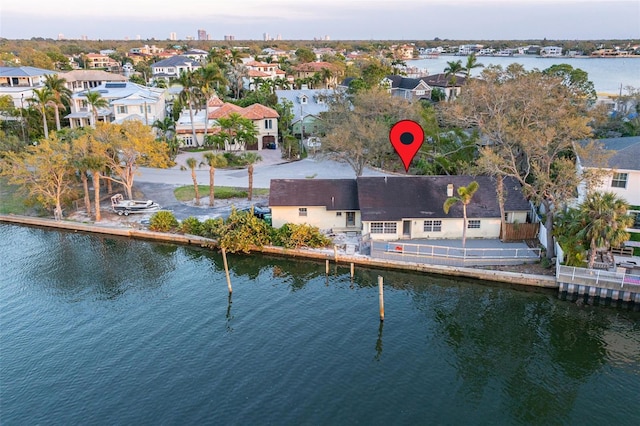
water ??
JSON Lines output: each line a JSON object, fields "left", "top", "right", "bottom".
{"left": 1, "top": 223, "right": 639, "bottom": 425}
{"left": 411, "top": 56, "right": 640, "bottom": 95}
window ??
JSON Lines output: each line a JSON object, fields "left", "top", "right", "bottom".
{"left": 336, "top": 212, "right": 342, "bottom": 216}
{"left": 423, "top": 220, "right": 442, "bottom": 232}
{"left": 468, "top": 220, "right": 481, "bottom": 229}
{"left": 299, "top": 208, "right": 307, "bottom": 216}
{"left": 117, "top": 106, "right": 127, "bottom": 114}
{"left": 612, "top": 173, "right": 628, "bottom": 188}
{"left": 264, "top": 119, "right": 273, "bottom": 130}
{"left": 371, "top": 222, "right": 397, "bottom": 234}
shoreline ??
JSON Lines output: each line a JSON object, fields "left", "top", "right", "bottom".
{"left": 0, "top": 214, "right": 557, "bottom": 290}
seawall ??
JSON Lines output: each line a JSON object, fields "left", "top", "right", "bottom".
{"left": 0, "top": 214, "right": 557, "bottom": 289}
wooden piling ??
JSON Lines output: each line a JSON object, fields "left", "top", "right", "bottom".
{"left": 222, "top": 247, "right": 232, "bottom": 294}
{"left": 326, "top": 259, "right": 329, "bottom": 275}
{"left": 378, "top": 276, "right": 384, "bottom": 321}
{"left": 350, "top": 262, "right": 354, "bottom": 279}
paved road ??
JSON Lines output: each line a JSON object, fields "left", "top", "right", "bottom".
{"left": 134, "top": 149, "right": 389, "bottom": 221}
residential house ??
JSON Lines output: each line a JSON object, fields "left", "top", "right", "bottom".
{"left": 84, "top": 53, "right": 121, "bottom": 72}
{"left": 540, "top": 46, "right": 563, "bottom": 57}
{"left": 66, "top": 82, "right": 165, "bottom": 128}
{"left": 291, "top": 62, "right": 341, "bottom": 89}
{"left": 276, "top": 88, "right": 332, "bottom": 141}
{"left": 0, "top": 66, "right": 58, "bottom": 108}
{"left": 458, "top": 44, "right": 483, "bottom": 55}
{"left": 269, "top": 179, "right": 360, "bottom": 231}
{"left": 577, "top": 136, "right": 640, "bottom": 206}
{"left": 60, "top": 69, "right": 127, "bottom": 93}
{"left": 243, "top": 60, "right": 287, "bottom": 90}
{"left": 357, "top": 176, "right": 530, "bottom": 241}
{"left": 420, "top": 73, "right": 466, "bottom": 101}
{"left": 183, "top": 49, "right": 209, "bottom": 63}
{"left": 175, "top": 97, "right": 279, "bottom": 149}
{"left": 268, "top": 176, "right": 531, "bottom": 241}
{"left": 150, "top": 55, "right": 202, "bottom": 84}
{"left": 393, "top": 44, "right": 415, "bottom": 60}
{"left": 382, "top": 75, "right": 432, "bottom": 101}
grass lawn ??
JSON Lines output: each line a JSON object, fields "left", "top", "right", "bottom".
{"left": 174, "top": 185, "right": 269, "bottom": 202}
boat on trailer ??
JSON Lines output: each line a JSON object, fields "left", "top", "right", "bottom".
{"left": 111, "top": 194, "right": 160, "bottom": 216}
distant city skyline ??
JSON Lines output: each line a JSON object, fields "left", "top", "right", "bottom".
{"left": 2, "top": 0, "right": 639, "bottom": 41}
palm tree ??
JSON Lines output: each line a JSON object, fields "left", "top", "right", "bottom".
{"left": 443, "top": 181, "right": 479, "bottom": 248}
{"left": 84, "top": 90, "right": 109, "bottom": 127}
{"left": 184, "top": 157, "right": 201, "bottom": 206}
{"left": 29, "top": 87, "right": 55, "bottom": 139}
{"left": 464, "top": 53, "right": 484, "bottom": 78}
{"left": 44, "top": 74, "right": 72, "bottom": 131}
{"left": 152, "top": 117, "right": 177, "bottom": 158}
{"left": 243, "top": 152, "right": 262, "bottom": 201}
{"left": 578, "top": 192, "right": 633, "bottom": 269}
{"left": 196, "top": 65, "right": 227, "bottom": 142}
{"left": 444, "top": 60, "right": 464, "bottom": 84}
{"left": 173, "top": 70, "right": 200, "bottom": 145}
{"left": 202, "top": 152, "right": 228, "bottom": 206}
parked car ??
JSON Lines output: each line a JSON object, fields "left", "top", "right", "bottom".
{"left": 240, "top": 205, "right": 272, "bottom": 225}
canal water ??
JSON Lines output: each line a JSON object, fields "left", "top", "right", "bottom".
{"left": 1, "top": 224, "right": 639, "bottom": 425}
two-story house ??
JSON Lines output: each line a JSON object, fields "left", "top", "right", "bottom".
{"left": 382, "top": 75, "right": 432, "bottom": 101}
{"left": 276, "top": 88, "right": 332, "bottom": 142}
{"left": 60, "top": 69, "right": 127, "bottom": 93}
{"left": 243, "top": 60, "right": 287, "bottom": 90}
{"left": 291, "top": 62, "right": 341, "bottom": 89}
{"left": 150, "top": 55, "right": 202, "bottom": 84}
{"left": 0, "top": 66, "right": 58, "bottom": 108}
{"left": 66, "top": 82, "right": 165, "bottom": 128}
{"left": 84, "top": 53, "right": 121, "bottom": 72}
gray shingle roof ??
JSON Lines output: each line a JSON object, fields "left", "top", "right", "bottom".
{"left": 269, "top": 179, "right": 359, "bottom": 210}
{"left": 581, "top": 136, "right": 640, "bottom": 171}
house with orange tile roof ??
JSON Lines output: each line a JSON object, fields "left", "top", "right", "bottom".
{"left": 291, "top": 61, "right": 341, "bottom": 89}
{"left": 243, "top": 60, "right": 287, "bottom": 90}
{"left": 175, "top": 96, "right": 279, "bottom": 150}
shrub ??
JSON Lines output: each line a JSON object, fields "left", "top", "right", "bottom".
{"left": 180, "top": 216, "right": 203, "bottom": 235}
{"left": 219, "top": 209, "right": 272, "bottom": 253}
{"left": 201, "top": 217, "right": 225, "bottom": 239}
{"left": 274, "top": 223, "right": 332, "bottom": 249}
{"left": 149, "top": 211, "right": 179, "bottom": 232}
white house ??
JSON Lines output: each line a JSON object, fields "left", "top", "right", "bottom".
{"left": 577, "top": 136, "right": 640, "bottom": 206}
{"left": 60, "top": 69, "right": 127, "bottom": 93}
{"left": 150, "top": 55, "right": 202, "bottom": 84}
{"left": 0, "top": 66, "right": 58, "bottom": 108}
{"left": 66, "top": 82, "right": 165, "bottom": 128}
{"left": 540, "top": 46, "right": 563, "bottom": 57}
{"left": 268, "top": 176, "right": 531, "bottom": 241}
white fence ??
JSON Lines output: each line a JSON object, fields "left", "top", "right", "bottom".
{"left": 557, "top": 265, "right": 640, "bottom": 290}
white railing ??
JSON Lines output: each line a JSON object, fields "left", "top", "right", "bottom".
{"left": 374, "top": 241, "right": 541, "bottom": 261}
{"left": 557, "top": 265, "right": 640, "bottom": 289}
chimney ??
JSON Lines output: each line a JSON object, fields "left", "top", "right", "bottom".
{"left": 447, "top": 184, "right": 454, "bottom": 197}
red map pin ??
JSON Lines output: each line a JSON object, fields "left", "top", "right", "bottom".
{"left": 389, "top": 120, "right": 424, "bottom": 172}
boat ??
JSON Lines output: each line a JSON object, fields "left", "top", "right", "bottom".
{"left": 111, "top": 194, "right": 160, "bottom": 216}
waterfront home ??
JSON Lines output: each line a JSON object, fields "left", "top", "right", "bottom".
{"left": 268, "top": 176, "right": 531, "bottom": 241}
{"left": 0, "top": 66, "right": 58, "bottom": 108}
{"left": 577, "top": 136, "right": 640, "bottom": 206}
{"left": 66, "top": 82, "right": 166, "bottom": 128}
{"left": 269, "top": 179, "right": 360, "bottom": 231}
{"left": 540, "top": 46, "right": 563, "bottom": 57}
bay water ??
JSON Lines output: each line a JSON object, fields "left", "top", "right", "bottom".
{"left": 411, "top": 56, "right": 640, "bottom": 95}
{"left": 1, "top": 224, "right": 639, "bottom": 424}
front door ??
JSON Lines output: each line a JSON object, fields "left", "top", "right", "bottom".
{"left": 346, "top": 212, "right": 355, "bottom": 227}
{"left": 402, "top": 220, "right": 411, "bottom": 238}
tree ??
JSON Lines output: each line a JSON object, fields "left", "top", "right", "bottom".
{"left": 84, "top": 90, "right": 109, "bottom": 127}
{"left": 464, "top": 53, "right": 484, "bottom": 78}
{"left": 295, "top": 47, "right": 316, "bottom": 64}
{"left": 184, "top": 157, "right": 201, "bottom": 206}
{"left": 92, "top": 121, "right": 171, "bottom": 200}
{"left": 173, "top": 70, "right": 201, "bottom": 145}
{"left": 578, "top": 192, "right": 632, "bottom": 269}
{"left": 213, "top": 113, "right": 258, "bottom": 151}
{"left": 0, "top": 134, "right": 76, "bottom": 220}
{"left": 321, "top": 87, "right": 423, "bottom": 176}
{"left": 543, "top": 64, "right": 597, "bottom": 105}
{"left": 202, "top": 152, "right": 228, "bottom": 206}
{"left": 442, "top": 65, "right": 601, "bottom": 259}
{"left": 195, "top": 65, "right": 227, "bottom": 142}
{"left": 44, "top": 74, "right": 72, "bottom": 131}
{"left": 29, "top": 87, "right": 54, "bottom": 139}
{"left": 444, "top": 60, "right": 464, "bottom": 86}
{"left": 243, "top": 152, "right": 262, "bottom": 201}
{"left": 443, "top": 181, "right": 479, "bottom": 248}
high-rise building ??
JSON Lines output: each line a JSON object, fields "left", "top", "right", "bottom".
{"left": 170, "top": 32, "right": 177, "bottom": 41}
{"left": 198, "top": 29, "right": 207, "bottom": 41}
{"left": 224, "top": 35, "right": 235, "bottom": 41}
{"left": 57, "top": 34, "right": 64, "bottom": 40}
{"left": 263, "top": 32, "right": 269, "bottom": 41}
{"left": 276, "top": 34, "right": 282, "bottom": 41}
{"left": 136, "top": 35, "right": 141, "bottom": 40}
{"left": 81, "top": 35, "right": 88, "bottom": 41}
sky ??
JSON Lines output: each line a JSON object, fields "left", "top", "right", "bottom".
{"left": 1, "top": 0, "right": 639, "bottom": 41}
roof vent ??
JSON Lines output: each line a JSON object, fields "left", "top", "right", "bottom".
{"left": 447, "top": 183, "right": 454, "bottom": 197}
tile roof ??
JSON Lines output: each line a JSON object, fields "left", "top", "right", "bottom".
{"left": 293, "top": 61, "right": 338, "bottom": 72}
{"left": 269, "top": 179, "right": 359, "bottom": 210}
{"left": 0, "top": 66, "right": 58, "bottom": 77}
{"left": 208, "top": 102, "right": 279, "bottom": 120}
{"left": 61, "top": 70, "right": 127, "bottom": 82}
